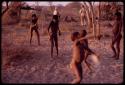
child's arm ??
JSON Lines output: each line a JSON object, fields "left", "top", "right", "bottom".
{"left": 48, "top": 21, "right": 52, "bottom": 36}
{"left": 58, "top": 12, "right": 60, "bottom": 21}
{"left": 78, "top": 34, "right": 94, "bottom": 41}
{"left": 59, "top": 29, "right": 61, "bottom": 36}
{"left": 58, "top": 26, "right": 61, "bottom": 36}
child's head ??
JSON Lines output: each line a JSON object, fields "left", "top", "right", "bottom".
{"left": 81, "top": 5, "right": 84, "bottom": 8}
{"left": 71, "top": 32, "right": 80, "bottom": 41}
{"left": 80, "top": 30, "right": 87, "bottom": 37}
{"left": 115, "top": 10, "right": 122, "bottom": 20}
{"left": 32, "top": 13, "right": 36, "bottom": 18}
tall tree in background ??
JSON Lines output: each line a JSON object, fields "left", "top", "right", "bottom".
{"left": 82, "top": 2, "right": 97, "bottom": 40}
{"left": 48, "top": 2, "right": 54, "bottom": 14}
{"left": 88, "top": 2, "right": 96, "bottom": 39}
{"left": 97, "top": 2, "right": 101, "bottom": 40}
{"left": 2, "top": 1, "right": 10, "bottom": 16}
{"left": 2, "top": 1, "right": 26, "bottom": 24}
{"left": 82, "top": 2, "right": 92, "bottom": 33}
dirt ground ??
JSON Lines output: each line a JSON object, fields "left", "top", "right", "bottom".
{"left": 1, "top": 21, "right": 123, "bottom": 84}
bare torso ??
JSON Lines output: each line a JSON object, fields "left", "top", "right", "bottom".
{"left": 112, "top": 17, "right": 122, "bottom": 36}
{"left": 72, "top": 41, "right": 85, "bottom": 63}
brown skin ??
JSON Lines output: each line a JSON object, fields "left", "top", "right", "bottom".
{"left": 48, "top": 18, "right": 61, "bottom": 58}
{"left": 111, "top": 10, "right": 122, "bottom": 60}
{"left": 30, "top": 14, "right": 40, "bottom": 45}
{"left": 70, "top": 30, "right": 99, "bottom": 84}
{"left": 70, "top": 32, "right": 83, "bottom": 84}
{"left": 79, "top": 30, "right": 95, "bottom": 71}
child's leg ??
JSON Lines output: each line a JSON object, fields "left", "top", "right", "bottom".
{"left": 84, "top": 50, "right": 93, "bottom": 72}
{"left": 54, "top": 35, "right": 58, "bottom": 56}
{"left": 51, "top": 36, "right": 54, "bottom": 57}
{"left": 78, "top": 63, "right": 82, "bottom": 79}
{"left": 85, "top": 59, "right": 92, "bottom": 72}
{"left": 111, "top": 37, "right": 117, "bottom": 58}
{"left": 116, "top": 34, "right": 122, "bottom": 60}
{"left": 35, "top": 29, "right": 40, "bottom": 45}
{"left": 71, "top": 62, "right": 82, "bottom": 84}
{"left": 30, "top": 27, "right": 33, "bottom": 45}
{"left": 80, "top": 16, "right": 83, "bottom": 26}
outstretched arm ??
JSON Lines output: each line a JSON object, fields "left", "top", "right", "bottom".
{"left": 78, "top": 34, "right": 94, "bottom": 41}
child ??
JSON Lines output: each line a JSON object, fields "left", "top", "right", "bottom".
{"left": 111, "top": 10, "right": 122, "bottom": 59}
{"left": 69, "top": 30, "right": 99, "bottom": 84}
{"left": 79, "top": 30, "right": 99, "bottom": 70}
{"left": 111, "top": 9, "right": 122, "bottom": 60}
{"left": 29, "top": 13, "right": 40, "bottom": 45}
{"left": 70, "top": 31, "right": 83, "bottom": 84}
{"left": 48, "top": 17, "right": 61, "bottom": 57}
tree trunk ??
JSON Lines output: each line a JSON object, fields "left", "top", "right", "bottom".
{"left": 83, "top": 2, "right": 92, "bottom": 33}
{"left": 89, "top": 2, "right": 96, "bottom": 39}
{"left": 97, "top": 2, "right": 101, "bottom": 40}
{"left": 48, "top": 2, "right": 54, "bottom": 14}
{"left": 2, "top": 1, "right": 9, "bottom": 16}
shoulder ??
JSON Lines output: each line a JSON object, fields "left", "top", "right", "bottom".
{"left": 74, "top": 40, "right": 80, "bottom": 46}
{"left": 50, "top": 20, "right": 54, "bottom": 23}
{"left": 49, "top": 21, "right": 53, "bottom": 25}
{"left": 115, "top": 11, "right": 121, "bottom": 16}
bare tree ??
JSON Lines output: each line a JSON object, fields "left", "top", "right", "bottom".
{"left": 48, "top": 2, "right": 54, "bottom": 13}
{"left": 97, "top": 2, "right": 101, "bottom": 40}
{"left": 88, "top": 2, "right": 96, "bottom": 39}
{"left": 82, "top": 2, "right": 92, "bottom": 33}
{"left": 2, "top": 1, "right": 10, "bottom": 16}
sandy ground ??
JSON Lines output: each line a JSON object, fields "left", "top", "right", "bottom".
{"left": 1, "top": 23, "right": 123, "bottom": 84}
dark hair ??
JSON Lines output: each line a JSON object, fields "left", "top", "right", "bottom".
{"left": 95, "top": 17, "right": 98, "bottom": 20}
{"left": 81, "top": 5, "right": 84, "bottom": 8}
{"left": 81, "top": 30, "right": 87, "bottom": 37}
{"left": 115, "top": 12, "right": 121, "bottom": 17}
{"left": 32, "top": 14, "right": 36, "bottom": 17}
{"left": 115, "top": 10, "right": 122, "bottom": 20}
{"left": 71, "top": 32, "right": 79, "bottom": 41}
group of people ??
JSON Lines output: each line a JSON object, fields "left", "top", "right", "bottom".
{"left": 29, "top": 6, "right": 61, "bottom": 57}
{"left": 29, "top": 5, "right": 122, "bottom": 84}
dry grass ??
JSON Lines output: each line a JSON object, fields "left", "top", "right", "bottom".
{"left": 1, "top": 3, "right": 123, "bottom": 84}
